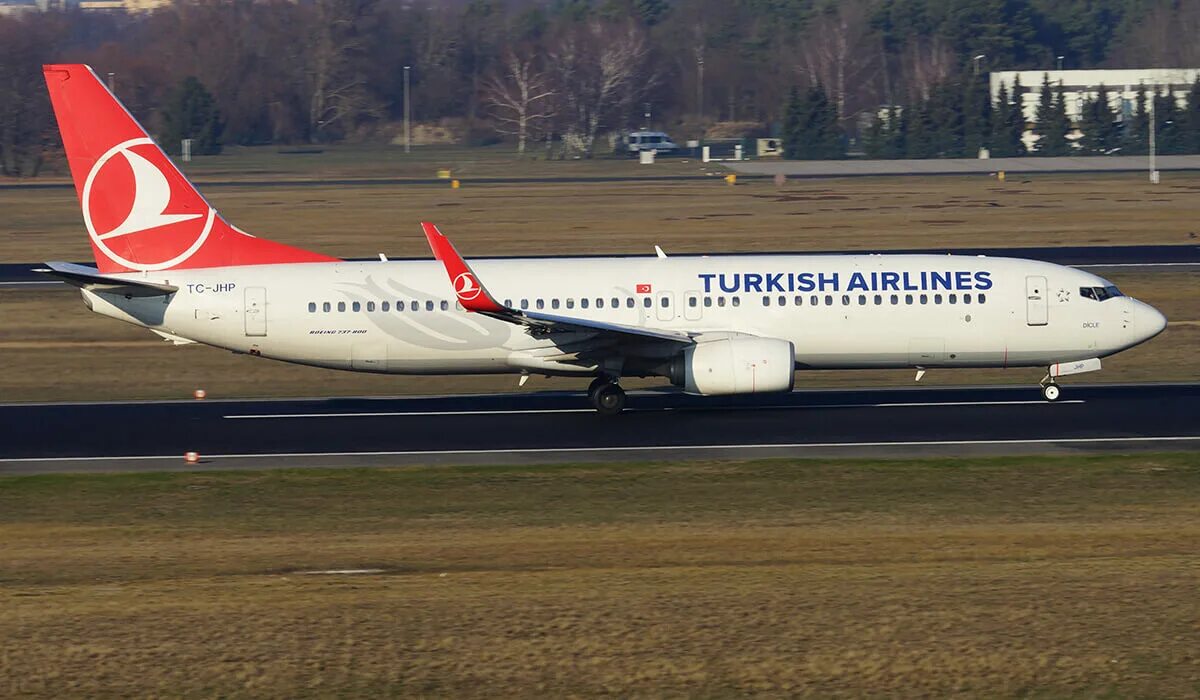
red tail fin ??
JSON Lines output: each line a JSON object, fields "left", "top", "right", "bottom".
{"left": 43, "top": 64, "right": 338, "bottom": 273}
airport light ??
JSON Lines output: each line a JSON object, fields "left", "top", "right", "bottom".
{"left": 403, "top": 65, "right": 411, "bottom": 154}
{"left": 1149, "top": 96, "right": 1158, "bottom": 184}
{"left": 973, "top": 54, "right": 986, "bottom": 76}
{"left": 1056, "top": 55, "right": 1064, "bottom": 71}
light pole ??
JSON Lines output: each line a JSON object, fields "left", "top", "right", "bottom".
{"left": 107, "top": 72, "right": 115, "bottom": 91}
{"left": 973, "top": 54, "right": 986, "bottom": 77}
{"left": 403, "top": 65, "right": 411, "bottom": 154}
{"left": 1056, "top": 55, "right": 1064, "bottom": 71}
{"left": 1148, "top": 95, "right": 1158, "bottom": 183}
{"left": 696, "top": 55, "right": 704, "bottom": 120}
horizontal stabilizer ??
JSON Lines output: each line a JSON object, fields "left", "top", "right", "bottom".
{"left": 35, "top": 261, "right": 178, "bottom": 297}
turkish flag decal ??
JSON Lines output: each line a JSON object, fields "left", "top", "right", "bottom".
{"left": 636, "top": 283, "right": 652, "bottom": 294}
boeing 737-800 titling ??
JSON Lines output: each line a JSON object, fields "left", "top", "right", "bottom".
{"left": 40, "top": 64, "right": 1167, "bottom": 414}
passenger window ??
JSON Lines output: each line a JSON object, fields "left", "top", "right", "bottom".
{"left": 660, "top": 297, "right": 669, "bottom": 307}
{"left": 520, "top": 299, "right": 529, "bottom": 310}
{"left": 762, "top": 296, "right": 770, "bottom": 307}
{"left": 874, "top": 294, "right": 882, "bottom": 305}
{"left": 504, "top": 299, "right": 512, "bottom": 307}
{"left": 567, "top": 299, "right": 575, "bottom": 309}
{"left": 858, "top": 295, "right": 867, "bottom": 305}
{"left": 440, "top": 300, "right": 449, "bottom": 311}
{"left": 367, "top": 301, "right": 375, "bottom": 312}
{"left": 536, "top": 299, "right": 544, "bottom": 310}
{"left": 612, "top": 297, "right": 619, "bottom": 308}
{"left": 381, "top": 301, "right": 390, "bottom": 312}
{"left": 425, "top": 300, "right": 434, "bottom": 311}
{"left": 825, "top": 295, "right": 833, "bottom": 306}
{"left": 308, "top": 302, "right": 316, "bottom": 313}
{"left": 890, "top": 294, "right": 898, "bottom": 305}
{"left": 841, "top": 295, "right": 850, "bottom": 305}
{"left": 323, "top": 302, "right": 331, "bottom": 312}
{"left": 795, "top": 295, "right": 804, "bottom": 306}
{"left": 410, "top": 300, "right": 419, "bottom": 311}
{"left": 778, "top": 295, "right": 786, "bottom": 306}
{"left": 551, "top": 299, "right": 560, "bottom": 309}
{"left": 626, "top": 298, "right": 634, "bottom": 308}
{"left": 731, "top": 296, "right": 740, "bottom": 307}
{"left": 688, "top": 296, "right": 697, "bottom": 307}
{"left": 338, "top": 301, "right": 346, "bottom": 312}
{"left": 949, "top": 294, "right": 957, "bottom": 304}
{"left": 810, "top": 295, "right": 818, "bottom": 306}
{"left": 904, "top": 295, "right": 912, "bottom": 305}
{"left": 581, "top": 298, "right": 589, "bottom": 309}
{"left": 597, "top": 298, "right": 605, "bottom": 309}
{"left": 718, "top": 297, "right": 726, "bottom": 307}
{"left": 643, "top": 297, "right": 652, "bottom": 308}
{"left": 963, "top": 294, "right": 973, "bottom": 304}
{"left": 704, "top": 297, "right": 713, "bottom": 307}
{"left": 352, "top": 301, "right": 361, "bottom": 312}
{"left": 919, "top": 295, "right": 927, "bottom": 305}
{"left": 978, "top": 293, "right": 987, "bottom": 304}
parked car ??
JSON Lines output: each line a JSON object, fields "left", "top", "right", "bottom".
{"left": 620, "top": 131, "right": 681, "bottom": 156}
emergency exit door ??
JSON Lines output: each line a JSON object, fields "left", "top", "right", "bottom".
{"left": 1026, "top": 276, "right": 1048, "bottom": 326}
{"left": 244, "top": 286, "right": 267, "bottom": 336}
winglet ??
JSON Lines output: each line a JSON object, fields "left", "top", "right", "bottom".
{"left": 421, "top": 222, "right": 507, "bottom": 313}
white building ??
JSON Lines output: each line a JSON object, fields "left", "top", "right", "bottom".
{"left": 990, "top": 69, "right": 1200, "bottom": 123}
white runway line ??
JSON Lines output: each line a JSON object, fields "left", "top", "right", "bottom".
{"left": 221, "top": 399, "right": 1084, "bottom": 420}
{"left": 3, "top": 435, "right": 1197, "bottom": 463}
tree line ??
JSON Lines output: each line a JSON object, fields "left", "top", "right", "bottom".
{"left": 1, "top": 0, "right": 1199, "bottom": 176}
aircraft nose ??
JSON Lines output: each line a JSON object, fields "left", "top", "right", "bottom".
{"left": 1136, "top": 301, "right": 1168, "bottom": 341}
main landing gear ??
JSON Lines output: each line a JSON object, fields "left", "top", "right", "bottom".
{"left": 588, "top": 376, "right": 626, "bottom": 416}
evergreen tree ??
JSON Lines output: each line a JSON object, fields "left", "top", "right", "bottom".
{"left": 1079, "top": 84, "right": 1118, "bottom": 155}
{"left": 862, "top": 110, "right": 886, "bottom": 159}
{"left": 1152, "top": 86, "right": 1181, "bottom": 155}
{"left": 1052, "top": 82, "right": 1073, "bottom": 153}
{"left": 990, "top": 82, "right": 1013, "bottom": 157}
{"left": 1032, "top": 73, "right": 1067, "bottom": 156}
{"left": 1008, "top": 76, "right": 1028, "bottom": 156}
{"left": 928, "top": 81, "right": 965, "bottom": 157}
{"left": 160, "top": 76, "right": 223, "bottom": 156}
{"left": 782, "top": 87, "right": 804, "bottom": 159}
{"left": 1184, "top": 78, "right": 1200, "bottom": 155}
{"left": 890, "top": 105, "right": 909, "bottom": 159}
{"left": 1124, "top": 84, "right": 1149, "bottom": 155}
{"left": 906, "top": 98, "right": 934, "bottom": 158}
{"left": 962, "top": 73, "right": 991, "bottom": 157}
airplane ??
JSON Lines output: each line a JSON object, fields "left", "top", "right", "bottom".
{"left": 38, "top": 64, "right": 1168, "bottom": 415}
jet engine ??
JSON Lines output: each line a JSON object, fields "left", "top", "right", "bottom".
{"left": 669, "top": 336, "right": 795, "bottom": 395}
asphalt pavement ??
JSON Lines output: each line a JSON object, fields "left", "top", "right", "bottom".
{"left": 2, "top": 383, "right": 1196, "bottom": 474}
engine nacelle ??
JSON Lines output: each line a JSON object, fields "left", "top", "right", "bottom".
{"left": 671, "top": 337, "right": 795, "bottom": 395}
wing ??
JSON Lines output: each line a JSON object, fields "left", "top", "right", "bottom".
{"left": 421, "top": 222, "right": 693, "bottom": 345}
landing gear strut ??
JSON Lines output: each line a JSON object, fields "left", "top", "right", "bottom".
{"left": 588, "top": 376, "right": 626, "bottom": 416}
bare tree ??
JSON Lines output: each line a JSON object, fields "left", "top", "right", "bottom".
{"left": 305, "top": 0, "right": 383, "bottom": 142}
{"left": 482, "top": 50, "right": 555, "bottom": 156}
{"left": 795, "top": 0, "right": 880, "bottom": 126}
{"left": 549, "top": 21, "right": 651, "bottom": 157}
{"left": 900, "top": 35, "right": 955, "bottom": 102}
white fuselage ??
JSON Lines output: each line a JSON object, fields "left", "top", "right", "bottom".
{"left": 82, "top": 254, "right": 1166, "bottom": 380}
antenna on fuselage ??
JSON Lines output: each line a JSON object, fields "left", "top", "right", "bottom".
{"left": 654, "top": 245, "right": 667, "bottom": 259}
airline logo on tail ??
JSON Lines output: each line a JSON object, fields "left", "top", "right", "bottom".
{"left": 453, "top": 271, "right": 483, "bottom": 301}
{"left": 83, "top": 137, "right": 214, "bottom": 271}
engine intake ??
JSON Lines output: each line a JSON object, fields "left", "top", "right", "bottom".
{"left": 670, "top": 336, "right": 795, "bottom": 395}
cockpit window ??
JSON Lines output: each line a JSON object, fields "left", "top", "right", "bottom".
{"left": 1080, "top": 285, "right": 1123, "bottom": 301}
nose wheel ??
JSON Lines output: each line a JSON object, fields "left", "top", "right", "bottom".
{"left": 588, "top": 376, "right": 626, "bottom": 416}
{"left": 1041, "top": 382, "right": 1061, "bottom": 402}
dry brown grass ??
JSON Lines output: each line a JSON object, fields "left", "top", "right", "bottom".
{"left": 0, "top": 269, "right": 1193, "bottom": 402}
{"left": 2, "top": 455, "right": 1198, "bottom": 697}
{"left": 3, "top": 171, "right": 1200, "bottom": 263}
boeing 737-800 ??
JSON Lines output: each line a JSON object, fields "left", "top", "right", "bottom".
{"left": 39, "top": 64, "right": 1167, "bottom": 414}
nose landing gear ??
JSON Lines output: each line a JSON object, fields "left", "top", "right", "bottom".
{"left": 1041, "top": 382, "right": 1061, "bottom": 401}
{"left": 588, "top": 376, "right": 626, "bottom": 416}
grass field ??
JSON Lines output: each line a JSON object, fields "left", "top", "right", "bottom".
{"left": 2, "top": 454, "right": 1198, "bottom": 697}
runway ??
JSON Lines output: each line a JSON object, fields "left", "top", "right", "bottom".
{"left": 2, "top": 244, "right": 1197, "bottom": 288}
{"left": 1, "top": 383, "right": 1196, "bottom": 474}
